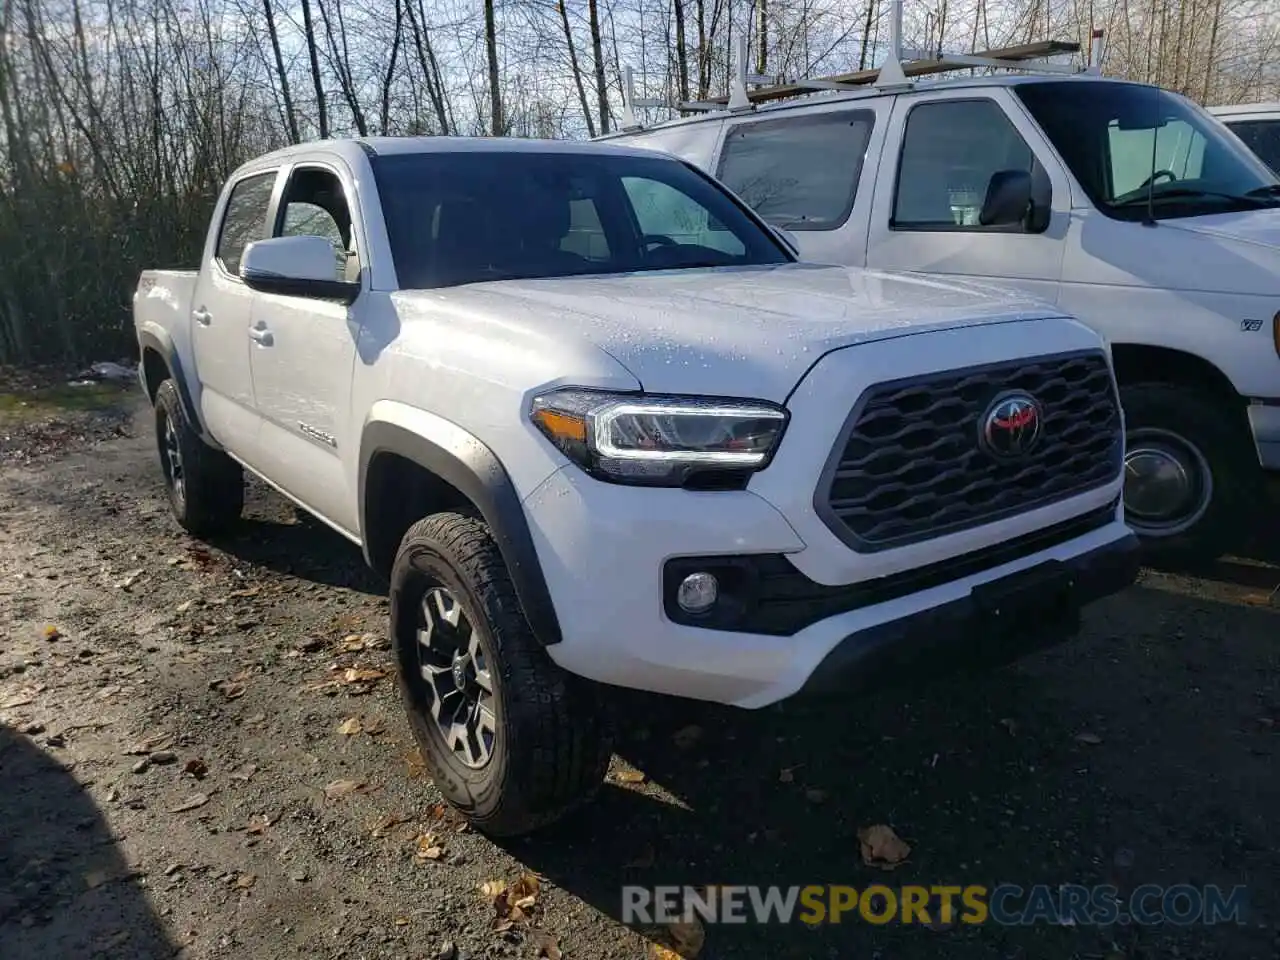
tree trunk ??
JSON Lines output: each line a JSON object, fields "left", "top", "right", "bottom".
{"left": 673, "top": 0, "right": 690, "bottom": 102}
{"left": 300, "top": 0, "right": 328, "bottom": 138}
{"left": 560, "top": 0, "right": 596, "bottom": 136}
{"left": 484, "top": 0, "right": 503, "bottom": 134}
{"left": 263, "top": 0, "right": 299, "bottom": 143}
{"left": 588, "top": 0, "right": 609, "bottom": 134}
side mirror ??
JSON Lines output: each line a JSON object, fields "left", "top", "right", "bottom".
{"left": 979, "top": 168, "right": 1052, "bottom": 233}
{"left": 240, "top": 235, "right": 360, "bottom": 304}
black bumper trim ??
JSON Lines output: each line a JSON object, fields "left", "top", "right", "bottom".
{"left": 794, "top": 529, "right": 1141, "bottom": 699}
{"left": 664, "top": 500, "right": 1118, "bottom": 636}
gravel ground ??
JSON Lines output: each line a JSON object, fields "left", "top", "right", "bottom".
{"left": 1, "top": 388, "right": 1278, "bottom": 960}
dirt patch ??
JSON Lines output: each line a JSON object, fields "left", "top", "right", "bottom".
{"left": 1, "top": 396, "right": 1277, "bottom": 960}
{"left": 0, "top": 365, "right": 135, "bottom": 465}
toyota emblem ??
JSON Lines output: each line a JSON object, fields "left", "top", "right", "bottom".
{"left": 980, "top": 392, "right": 1043, "bottom": 458}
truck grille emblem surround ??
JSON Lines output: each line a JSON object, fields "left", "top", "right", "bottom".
{"left": 980, "top": 392, "right": 1043, "bottom": 459}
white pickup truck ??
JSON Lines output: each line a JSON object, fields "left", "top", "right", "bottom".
{"left": 1210, "top": 102, "right": 1280, "bottom": 174}
{"left": 133, "top": 136, "right": 1138, "bottom": 835}
{"left": 605, "top": 69, "right": 1280, "bottom": 567}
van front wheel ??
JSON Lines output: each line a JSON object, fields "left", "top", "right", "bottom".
{"left": 1120, "top": 382, "right": 1257, "bottom": 569}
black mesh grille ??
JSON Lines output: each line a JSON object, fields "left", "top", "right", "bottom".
{"left": 818, "top": 350, "right": 1122, "bottom": 552}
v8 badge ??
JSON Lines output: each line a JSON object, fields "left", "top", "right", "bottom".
{"left": 1241, "top": 318, "right": 1264, "bottom": 331}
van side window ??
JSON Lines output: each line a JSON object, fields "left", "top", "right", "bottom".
{"left": 893, "top": 100, "right": 1035, "bottom": 231}
{"left": 276, "top": 167, "right": 359, "bottom": 281}
{"left": 216, "top": 172, "right": 277, "bottom": 276}
{"left": 1221, "top": 120, "right": 1280, "bottom": 175}
{"left": 717, "top": 111, "right": 874, "bottom": 231}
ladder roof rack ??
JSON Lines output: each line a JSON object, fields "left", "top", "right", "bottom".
{"left": 613, "top": 0, "right": 1106, "bottom": 133}
{"left": 690, "top": 38, "right": 1084, "bottom": 109}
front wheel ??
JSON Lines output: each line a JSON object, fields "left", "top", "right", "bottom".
{"left": 1120, "top": 382, "right": 1260, "bottom": 569}
{"left": 389, "top": 511, "right": 612, "bottom": 837}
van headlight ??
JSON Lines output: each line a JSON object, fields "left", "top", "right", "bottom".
{"left": 529, "top": 388, "right": 788, "bottom": 487}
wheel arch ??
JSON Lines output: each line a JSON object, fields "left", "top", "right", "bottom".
{"left": 359, "top": 416, "right": 563, "bottom": 647}
{"left": 137, "top": 330, "right": 205, "bottom": 433}
{"left": 1109, "top": 343, "right": 1243, "bottom": 404}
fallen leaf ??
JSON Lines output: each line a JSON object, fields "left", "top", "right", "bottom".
{"left": 124, "top": 734, "right": 172, "bottom": 756}
{"left": 324, "top": 779, "right": 366, "bottom": 800}
{"left": 229, "top": 763, "right": 257, "bottom": 782}
{"left": 228, "top": 587, "right": 260, "bottom": 598}
{"left": 117, "top": 568, "right": 145, "bottom": 590}
{"left": 649, "top": 947, "right": 683, "bottom": 960}
{"left": 183, "top": 758, "right": 209, "bottom": 780}
{"left": 339, "top": 634, "right": 371, "bottom": 652}
{"left": 509, "top": 872, "right": 540, "bottom": 908}
{"left": 1075, "top": 731, "right": 1103, "bottom": 745}
{"left": 857, "top": 824, "right": 911, "bottom": 870}
{"left": 234, "top": 873, "right": 255, "bottom": 889}
{"left": 340, "top": 667, "right": 386, "bottom": 684}
{"left": 370, "top": 812, "right": 408, "bottom": 838}
{"left": 246, "top": 815, "right": 272, "bottom": 835}
{"left": 393, "top": 917, "right": 410, "bottom": 927}
{"left": 169, "top": 793, "right": 210, "bottom": 813}
{"left": 43, "top": 625, "right": 62, "bottom": 641}
{"left": 672, "top": 725, "right": 703, "bottom": 749}
{"left": 415, "top": 833, "right": 445, "bottom": 861}
{"left": 530, "top": 929, "right": 562, "bottom": 960}
{"left": 614, "top": 768, "right": 646, "bottom": 784}
{"left": 175, "top": 599, "right": 196, "bottom": 614}
{"left": 338, "top": 717, "right": 363, "bottom": 736}
{"left": 479, "top": 879, "right": 507, "bottom": 900}
{"left": 363, "top": 716, "right": 386, "bottom": 736}
{"left": 668, "top": 916, "right": 706, "bottom": 957}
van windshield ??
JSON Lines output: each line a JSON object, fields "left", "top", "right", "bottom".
{"left": 368, "top": 149, "right": 792, "bottom": 290}
{"left": 1014, "top": 80, "right": 1280, "bottom": 221}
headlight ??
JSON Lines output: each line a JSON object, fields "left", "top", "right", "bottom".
{"left": 529, "top": 388, "right": 788, "bottom": 487}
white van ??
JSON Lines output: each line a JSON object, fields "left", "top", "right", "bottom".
{"left": 1209, "top": 102, "right": 1280, "bottom": 174}
{"left": 601, "top": 33, "right": 1280, "bottom": 568}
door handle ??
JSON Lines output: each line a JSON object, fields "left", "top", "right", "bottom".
{"left": 192, "top": 307, "right": 212, "bottom": 326}
{"left": 248, "top": 325, "right": 274, "bottom": 347}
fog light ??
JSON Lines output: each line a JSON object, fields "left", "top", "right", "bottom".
{"left": 677, "top": 572, "right": 719, "bottom": 614}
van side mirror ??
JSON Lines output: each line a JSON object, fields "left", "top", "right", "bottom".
{"left": 979, "top": 168, "right": 1052, "bottom": 233}
{"left": 241, "top": 235, "right": 360, "bottom": 304}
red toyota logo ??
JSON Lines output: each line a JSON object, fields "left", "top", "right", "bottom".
{"left": 980, "top": 392, "right": 1043, "bottom": 458}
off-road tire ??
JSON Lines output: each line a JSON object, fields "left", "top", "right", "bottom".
{"left": 389, "top": 511, "right": 613, "bottom": 837}
{"left": 153, "top": 379, "right": 244, "bottom": 537}
{"left": 1121, "top": 382, "right": 1259, "bottom": 570}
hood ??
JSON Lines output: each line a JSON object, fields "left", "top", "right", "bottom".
{"left": 407, "top": 263, "right": 1064, "bottom": 401}
{"left": 1160, "top": 208, "right": 1280, "bottom": 252}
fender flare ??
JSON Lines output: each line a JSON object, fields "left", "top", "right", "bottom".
{"left": 359, "top": 419, "right": 563, "bottom": 647}
{"left": 137, "top": 329, "right": 203, "bottom": 433}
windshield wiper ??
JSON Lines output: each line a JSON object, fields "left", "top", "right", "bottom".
{"left": 1115, "top": 188, "right": 1271, "bottom": 208}
{"left": 1244, "top": 184, "right": 1280, "bottom": 199}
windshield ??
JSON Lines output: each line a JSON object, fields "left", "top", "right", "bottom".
{"left": 1014, "top": 81, "right": 1280, "bottom": 221}
{"left": 368, "top": 149, "right": 792, "bottom": 289}
{"left": 1222, "top": 118, "right": 1280, "bottom": 175}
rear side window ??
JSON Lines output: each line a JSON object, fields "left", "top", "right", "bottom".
{"left": 716, "top": 110, "right": 874, "bottom": 231}
{"left": 216, "top": 172, "right": 277, "bottom": 276}
{"left": 1225, "top": 119, "right": 1280, "bottom": 174}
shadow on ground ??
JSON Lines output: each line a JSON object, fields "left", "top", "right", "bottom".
{"left": 0, "top": 724, "right": 175, "bottom": 959}
{"left": 497, "top": 578, "right": 1278, "bottom": 959}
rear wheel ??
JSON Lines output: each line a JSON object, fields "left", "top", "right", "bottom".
{"left": 389, "top": 511, "right": 612, "bottom": 837}
{"left": 1120, "top": 382, "right": 1258, "bottom": 569}
{"left": 154, "top": 379, "right": 244, "bottom": 537}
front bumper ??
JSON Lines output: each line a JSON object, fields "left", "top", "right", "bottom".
{"left": 1248, "top": 400, "right": 1280, "bottom": 471}
{"left": 524, "top": 463, "right": 1137, "bottom": 709}
{"left": 796, "top": 528, "right": 1140, "bottom": 699}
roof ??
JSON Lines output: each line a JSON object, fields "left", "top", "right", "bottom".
{"left": 231, "top": 135, "right": 659, "bottom": 178}
{"left": 1208, "top": 102, "right": 1280, "bottom": 119}
{"left": 595, "top": 73, "right": 1149, "bottom": 141}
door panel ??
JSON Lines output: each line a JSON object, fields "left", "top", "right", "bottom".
{"left": 247, "top": 162, "right": 362, "bottom": 534}
{"left": 865, "top": 91, "right": 1067, "bottom": 303}
{"left": 191, "top": 170, "right": 278, "bottom": 455}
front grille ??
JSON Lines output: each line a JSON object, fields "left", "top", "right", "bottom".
{"left": 816, "top": 350, "right": 1122, "bottom": 552}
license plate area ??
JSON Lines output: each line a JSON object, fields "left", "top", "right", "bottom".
{"left": 971, "top": 559, "right": 1077, "bottom": 633}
